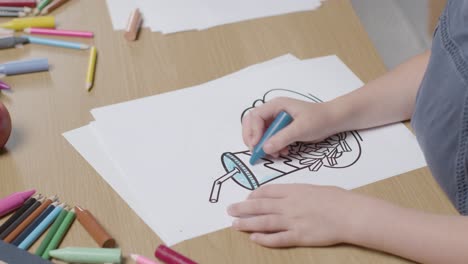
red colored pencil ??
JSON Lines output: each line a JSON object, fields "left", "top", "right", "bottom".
{"left": 0, "top": 0, "right": 37, "bottom": 7}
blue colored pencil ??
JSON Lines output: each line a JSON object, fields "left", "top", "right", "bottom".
{"left": 18, "top": 204, "right": 64, "bottom": 250}
{"left": 23, "top": 35, "right": 89, "bottom": 50}
{"left": 12, "top": 202, "right": 57, "bottom": 246}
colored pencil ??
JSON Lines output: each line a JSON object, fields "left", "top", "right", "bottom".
{"left": 18, "top": 203, "right": 64, "bottom": 250}
{"left": 42, "top": 208, "right": 75, "bottom": 260}
{"left": 33, "top": 0, "right": 51, "bottom": 15}
{"left": 0, "top": 196, "right": 43, "bottom": 239}
{"left": 86, "top": 46, "right": 97, "bottom": 91}
{"left": 0, "top": 28, "right": 14, "bottom": 37}
{"left": 4, "top": 195, "right": 57, "bottom": 243}
{"left": 0, "top": 80, "right": 11, "bottom": 90}
{"left": 24, "top": 35, "right": 89, "bottom": 50}
{"left": 34, "top": 207, "right": 67, "bottom": 256}
{"left": 0, "top": 6, "right": 32, "bottom": 13}
{"left": 0, "top": 189, "right": 36, "bottom": 218}
{"left": 24, "top": 27, "right": 94, "bottom": 38}
{"left": 0, "top": 10, "right": 26, "bottom": 17}
{"left": 132, "top": 254, "right": 160, "bottom": 264}
{"left": 0, "top": 0, "right": 37, "bottom": 7}
{"left": 12, "top": 201, "right": 57, "bottom": 246}
{"left": 0, "top": 195, "right": 38, "bottom": 235}
{"left": 40, "top": 0, "right": 68, "bottom": 15}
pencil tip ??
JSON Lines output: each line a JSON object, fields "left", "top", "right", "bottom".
{"left": 81, "top": 45, "right": 90, "bottom": 50}
{"left": 86, "top": 83, "right": 93, "bottom": 91}
{"left": 130, "top": 254, "right": 138, "bottom": 261}
{"left": 33, "top": 9, "right": 39, "bottom": 15}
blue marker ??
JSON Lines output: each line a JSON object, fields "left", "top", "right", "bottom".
{"left": 0, "top": 58, "right": 49, "bottom": 76}
{"left": 249, "top": 111, "right": 293, "bottom": 165}
{"left": 24, "top": 35, "right": 89, "bottom": 50}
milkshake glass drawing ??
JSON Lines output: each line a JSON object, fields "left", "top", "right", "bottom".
{"left": 209, "top": 131, "right": 362, "bottom": 203}
{"left": 209, "top": 89, "right": 363, "bottom": 203}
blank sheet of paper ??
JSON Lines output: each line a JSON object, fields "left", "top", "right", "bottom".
{"left": 105, "top": 0, "right": 323, "bottom": 34}
{"left": 63, "top": 55, "right": 427, "bottom": 246}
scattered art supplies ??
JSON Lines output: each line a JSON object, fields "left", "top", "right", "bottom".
{"left": 106, "top": 0, "right": 324, "bottom": 34}
{"left": 0, "top": 5, "right": 98, "bottom": 91}
{"left": 63, "top": 54, "right": 427, "bottom": 246}
{"left": 0, "top": 189, "right": 120, "bottom": 263}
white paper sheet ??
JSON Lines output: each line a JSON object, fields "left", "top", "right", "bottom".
{"left": 105, "top": 0, "right": 323, "bottom": 34}
{"left": 64, "top": 55, "right": 301, "bottom": 244}
{"left": 72, "top": 55, "right": 427, "bottom": 246}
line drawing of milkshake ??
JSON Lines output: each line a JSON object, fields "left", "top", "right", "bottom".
{"left": 209, "top": 89, "right": 363, "bottom": 203}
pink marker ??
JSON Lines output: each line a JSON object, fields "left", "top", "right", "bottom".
{"left": 24, "top": 27, "right": 94, "bottom": 39}
{"left": 155, "top": 245, "right": 197, "bottom": 264}
{"left": 0, "top": 80, "right": 10, "bottom": 90}
{"left": 131, "top": 254, "right": 160, "bottom": 264}
{"left": 0, "top": 189, "right": 36, "bottom": 218}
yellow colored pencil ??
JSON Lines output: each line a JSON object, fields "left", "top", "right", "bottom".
{"left": 86, "top": 46, "right": 97, "bottom": 91}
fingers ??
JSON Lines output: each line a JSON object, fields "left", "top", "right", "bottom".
{"left": 227, "top": 199, "right": 280, "bottom": 217}
{"left": 250, "top": 231, "right": 298, "bottom": 248}
{"left": 262, "top": 122, "right": 301, "bottom": 155}
{"left": 232, "top": 215, "right": 287, "bottom": 232}
{"left": 247, "top": 184, "right": 294, "bottom": 200}
{"left": 242, "top": 99, "right": 288, "bottom": 149}
{"left": 242, "top": 113, "right": 258, "bottom": 150}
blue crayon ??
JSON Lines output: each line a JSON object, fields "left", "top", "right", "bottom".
{"left": 0, "top": 58, "right": 49, "bottom": 76}
{"left": 249, "top": 111, "right": 293, "bottom": 165}
{"left": 24, "top": 35, "right": 89, "bottom": 50}
{"left": 18, "top": 205, "right": 63, "bottom": 250}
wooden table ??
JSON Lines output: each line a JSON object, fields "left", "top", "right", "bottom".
{"left": 0, "top": 1, "right": 457, "bottom": 263}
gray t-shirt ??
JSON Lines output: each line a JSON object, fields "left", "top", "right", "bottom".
{"left": 412, "top": 0, "right": 468, "bottom": 215}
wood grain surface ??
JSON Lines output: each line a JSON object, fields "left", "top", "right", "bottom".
{"left": 0, "top": 1, "right": 456, "bottom": 263}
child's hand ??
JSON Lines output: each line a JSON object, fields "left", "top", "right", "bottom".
{"left": 227, "top": 184, "right": 362, "bottom": 248}
{"left": 242, "top": 97, "right": 341, "bottom": 157}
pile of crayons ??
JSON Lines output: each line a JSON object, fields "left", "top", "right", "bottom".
{"left": 0, "top": 189, "right": 122, "bottom": 263}
{"left": 0, "top": 190, "right": 198, "bottom": 264}
{"left": 0, "top": 0, "right": 97, "bottom": 91}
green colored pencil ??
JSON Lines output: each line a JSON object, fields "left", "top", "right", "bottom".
{"left": 42, "top": 208, "right": 75, "bottom": 259}
{"left": 35, "top": 207, "right": 68, "bottom": 256}
{"left": 34, "top": 0, "right": 53, "bottom": 15}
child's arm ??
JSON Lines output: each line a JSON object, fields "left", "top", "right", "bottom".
{"left": 331, "top": 50, "right": 430, "bottom": 132}
{"left": 243, "top": 51, "right": 431, "bottom": 157}
{"left": 348, "top": 194, "right": 468, "bottom": 264}
{"left": 228, "top": 184, "right": 468, "bottom": 264}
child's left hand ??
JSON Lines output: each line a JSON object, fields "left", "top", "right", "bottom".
{"left": 227, "top": 184, "right": 366, "bottom": 248}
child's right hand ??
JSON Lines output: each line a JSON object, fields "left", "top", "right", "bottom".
{"left": 242, "top": 97, "right": 342, "bottom": 157}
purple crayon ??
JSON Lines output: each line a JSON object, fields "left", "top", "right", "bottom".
{"left": 0, "top": 80, "right": 10, "bottom": 90}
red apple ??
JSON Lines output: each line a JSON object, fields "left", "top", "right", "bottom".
{"left": 0, "top": 102, "right": 12, "bottom": 148}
